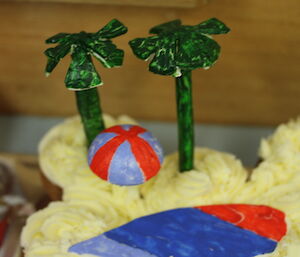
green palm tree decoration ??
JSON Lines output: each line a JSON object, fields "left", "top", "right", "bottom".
{"left": 45, "top": 19, "right": 127, "bottom": 146}
{"left": 129, "top": 18, "right": 230, "bottom": 172}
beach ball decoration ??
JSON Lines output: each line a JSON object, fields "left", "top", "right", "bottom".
{"left": 88, "top": 124, "right": 164, "bottom": 186}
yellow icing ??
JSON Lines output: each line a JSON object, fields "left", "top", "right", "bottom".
{"left": 21, "top": 115, "right": 300, "bottom": 257}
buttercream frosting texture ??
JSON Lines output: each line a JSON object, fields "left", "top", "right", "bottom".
{"left": 21, "top": 115, "right": 300, "bottom": 257}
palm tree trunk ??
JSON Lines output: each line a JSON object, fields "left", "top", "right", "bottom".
{"left": 175, "top": 70, "right": 194, "bottom": 172}
{"left": 75, "top": 88, "right": 105, "bottom": 146}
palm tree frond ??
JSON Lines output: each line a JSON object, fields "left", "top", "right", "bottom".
{"left": 44, "top": 43, "right": 71, "bottom": 73}
{"left": 46, "top": 21, "right": 126, "bottom": 89}
{"left": 96, "top": 19, "right": 128, "bottom": 39}
{"left": 176, "top": 34, "right": 220, "bottom": 70}
{"left": 104, "top": 48, "right": 124, "bottom": 67}
{"left": 149, "top": 39, "right": 177, "bottom": 76}
{"left": 92, "top": 47, "right": 124, "bottom": 68}
{"left": 45, "top": 58, "right": 59, "bottom": 74}
{"left": 90, "top": 40, "right": 124, "bottom": 68}
{"left": 196, "top": 18, "right": 230, "bottom": 35}
{"left": 44, "top": 43, "right": 71, "bottom": 60}
{"left": 45, "top": 33, "right": 70, "bottom": 44}
{"left": 149, "top": 19, "right": 182, "bottom": 34}
{"left": 65, "top": 47, "right": 102, "bottom": 90}
{"left": 130, "top": 18, "right": 229, "bottom": 75}
{"left": 129, "top": 37, "right": 159, "bottom": 60}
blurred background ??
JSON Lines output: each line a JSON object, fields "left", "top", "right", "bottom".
{"left": 0, "top": 0, "right": 299, "bottom": 166}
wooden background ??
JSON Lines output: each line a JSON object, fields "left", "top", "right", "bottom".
{"left": 0, "top": 0, "right": 299, "bottom": 125}
{"left": 1, "top": 0, "right": 198, "bottom": 8}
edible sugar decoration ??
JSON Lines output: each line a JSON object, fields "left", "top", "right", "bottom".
{"left": 198, "top": 204, "right": 287, "bottom": 242}
{"left": 45, "top": 19, "right": 127, "bottom": 89}
{"left": 129, "top": 18, "right": 230, "bottom": 77}
{"left": 44, "top": 19, "right": 128, "bottom": 146}
{"left": 88, "top": 125, "right": 164, "bottom": 186}
{"left": 129, "top": 18, "right": 230, "bottom": 172}
{"left": 69, "top": 204, "right": 287, "bottom": 257}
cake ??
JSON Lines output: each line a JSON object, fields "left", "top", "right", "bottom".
{"left": 20, "top": 115, "right": 300, "bottom": 257}
{"left": 20, "top": 18, "right": 300, "bottom": 257}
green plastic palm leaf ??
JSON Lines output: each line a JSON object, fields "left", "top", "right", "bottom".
{"left": 176, "top": 33, "right": 220, "bottom": 70}
{"left": 149, "top": 19, "right": 182, "bottom": 35}
{"left": 195, "top": 18, "right": 230, "bottom": 35}
{"left": 149, "top": 36, "right": 177, "bottom": 76}
{"left": 130, "top": 18, "right": 230, "bottom": 77}
{"left": 65, "top": 46, "right": 102, "bottom": 90}
{"left": 89, "top": 39, "right": 124, "bottom": 68}
{"left": 46, "top": 33, "right": 71, "bottom": 44}
{"left": 128, "top": 36, "right": 159, "bottom": 60}
{"left": 44, "top": 42, "right": 71, "bottom": 75}
{"left": 129, "top": 18, "right": 230, "bottom": 172}
{"left": 45, "top": 19, "right": 127, "bottom": 90}
{"left": 45, "top": 19, "right": 128, "bottom": 146}
{"left": 95, "top": 19, "right": 128, "bottom": 39}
